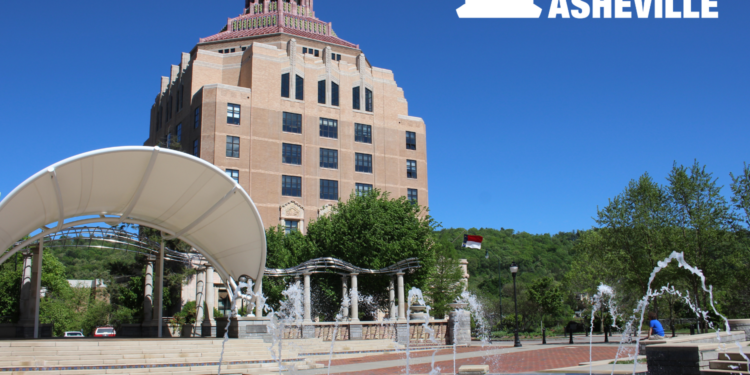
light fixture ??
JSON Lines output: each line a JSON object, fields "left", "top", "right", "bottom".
{"left": 510, "top": 262, "right": 518, "bottom": 275}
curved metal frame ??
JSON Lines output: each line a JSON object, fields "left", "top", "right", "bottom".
{"left": 25, "top": 227, "right": 206, "bottom": 264}
{"left": 264, "top": 257, "right": 421, "bottom": 277}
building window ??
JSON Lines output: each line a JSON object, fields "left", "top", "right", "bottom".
{"left": 355, "top": 124, "right": 372, "bottom": 144}
{"left": 406, "top": 131, "right": 417, "bottom": 150}
{"left": 407, "top": 160, "right": 417, "bottom": 179}
{"left": 193, "top": 139, "right": 200, "bottom": 157}
{"left": 320, "top": 179, "right": 338, "bottom": 200}
{"left": 320, "top": 148, "right": 338, "bottom": 169}
{"left": 318, "top": 80, "right": 326, "bottom": 104}
{"left": 314, "top": 49, "right": 319, "bottom": 57}
{"left": 194, "top": 107, "right": 201, "bottom": 129}
{"left": 295, "top": 75, "right": 304, "bottom": 100}
{"left": 408, "top": 189, "right": 418, "bottom": 203}
{"left": 331, "top": 53, "right": 341, "bottom": 61}
{"left": 281, "top": 73, "right": 290, "bottom": 98}
{"left": 282, "top": 143, "right": 302, "bottom": 165}
{"left": 365, "top": 88, "right": 373, "bottom": 112}
{"left": 319, "top": 118, "right": 338, "bottom": 139}
{"left": 283, "top": 112, "right": 302, "bottom": 133}
{"left": 226, "top": 169, "right": 239, "bottom": 183}
{"left": 285, "top": 220, "right": 299, "bottom": 234}
{"left": 352, "top": 86, "right": 360, "bottom": 110}
{"left": 355, "top": 153, "right": 372, "bottom": 173}
{"left": 176, "top": 124, "right": 182, "bottom": 143}
{"left": 226, "top": 136, "right": 240, "bottom": 158}
{"left": 282, "top": 175, "right": 302, "bottom": 197}
{"left": 356, "top": 183, "right": 373, "bottom": 196}
{"left": 331, "top": 82, "right": 339, "bottom": 107}
{"left": 227, "top": 103, "right": 241, "bottom": 125}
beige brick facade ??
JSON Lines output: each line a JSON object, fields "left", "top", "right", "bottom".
{"left": 144, "top": 1, "right": 428, "bottom": 232}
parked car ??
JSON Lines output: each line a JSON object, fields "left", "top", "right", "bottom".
{"left": 63, "top": 331, "right": 84, "bottom": 338}
{"left": 93, "top": 327, "right": 116, "bottom": 338}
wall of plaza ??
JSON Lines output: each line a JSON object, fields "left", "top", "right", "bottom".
{"left": 145, "top": 34, "right": 429, "bottom": 232}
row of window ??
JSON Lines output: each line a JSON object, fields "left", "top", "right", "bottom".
{"left": 222, "top": 171, "right": 419, "bottom": 203}
{"left": 225, "top": 136, "right": 418, "bottom": 178}
{"left": 280, "top": 73, "right": 373, "bottom": 112}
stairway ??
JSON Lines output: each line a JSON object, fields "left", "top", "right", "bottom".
{"left": 702, "top": 349, "right": 750, "bottom": 375}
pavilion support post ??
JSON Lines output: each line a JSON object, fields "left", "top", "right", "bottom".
{"left": 156, "top": 233, "right": 165, "bottom": 338}
{"left": 349, "top": 273, "right": 362, "bottom": 340}
{"left": 194, "top": 267, "right": 205, "bottom": 337}
{"left": 395, "top": 272, "right": 409, "bottom": 345}
{"left": 341, "top": 275, "right": 349, "bottom": 320}
{"left": 17, "top": 241, "right": 44, "bottom": 338}
{"left": 389, "top": 276, "right": 396, "bottom": 320}
{"left": 203, "top": 266, "right": 216, "bottom": 337}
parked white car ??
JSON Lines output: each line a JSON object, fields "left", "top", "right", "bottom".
{"left": 64, "top": 331, "right": 84, "bottom": 338}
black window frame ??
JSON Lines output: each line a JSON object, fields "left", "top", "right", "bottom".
{"left": 355, "top": 123, "right": 372, "bottom": 144}
{"left": 320, "top": 179, "right": 339, "bottom": 200}
{"left": 318, "top": 80, "right": 326, "bottom": 104}
{"left": 226, "top": 169, "right": 239, "bottom": 183}
{"left": 406, "top": 131, "right": 417, "bottom": 150}
{"left": 282, "top": 175, "right": 302, "bottom": 197}
{"left": 320, "top": 148, "right": 338, "bottom": 169}
{"left": 356, "top": 183, "right": 373, "bottom": 196}
{"left": 194, "top": 107, "right": 201, "bottom": 129}
{"left": 285, "top": 220, "right": 299, "bottom": 234}
{"left": 226, "top": 136, "right": 240, "bottom": 158}
{"left": 227, "top": 103, "right": 241, "bottom": 125}
{"left": 193, "top": 139, "right": 200, "bottom": 157}
{"left": 331, "top": 82, "right": 339, "bottom": 107}
{"left": 176, "top": 123, "right": 182, "bottom": 143}
{"left": 281, "top": 73, "right": 290, "bottom": 98}
{"left": 352, "top": 86, "right": 360, "bottom": 110}
{"left": 283, "top": 112, "right": 302, "bottom": 133}
{"left": 408, "top": 188, "right": 418, "bottom": 203}
{"left": 355, "top": 153, "right": 372, "bottom": 173}
{"left": 282, "top": 143, "right": 302, "bottom": 165}
{"left": 295, "top": 75, "right": 304, "bottom": 100}
{"left": 319, "top": 118, "right": 338, "bottom": 139}
{"left": 407, "top": 159, "right": 417, "bottom": 179}
{"left": 365, "top": 88, "right": 373, "bottom": 112}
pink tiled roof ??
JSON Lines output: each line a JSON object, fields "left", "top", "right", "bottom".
{"left": 200, "top": 25, "right": 358, "bottom": 49}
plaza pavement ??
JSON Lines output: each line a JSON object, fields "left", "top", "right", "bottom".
{"left": 298, "top": 335, "right": 637, "bottom": 374}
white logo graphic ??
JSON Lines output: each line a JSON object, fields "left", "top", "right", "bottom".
{"left": 457, "top": 0, "right": 543, "bottom": 18}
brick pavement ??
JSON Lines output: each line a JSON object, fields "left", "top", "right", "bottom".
{"left": 324, "top": 345, "right": 623, "bottom": 374}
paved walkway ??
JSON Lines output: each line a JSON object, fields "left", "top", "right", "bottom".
{"left": 302, "top": 341, "right": 635, "bottom": 375}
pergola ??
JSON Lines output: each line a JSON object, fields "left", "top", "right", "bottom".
{"left": 265, "top": 257, "right": 421, "bottom": 323}
{"left": 0, "top": 146, "right": 266, "bottom": 337}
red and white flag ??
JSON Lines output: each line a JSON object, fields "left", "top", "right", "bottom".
{"left": 462, "top": 235, "right": 483, "bottom": 249}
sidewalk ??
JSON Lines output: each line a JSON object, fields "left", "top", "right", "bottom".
{"left": 300, "top": 340, "right": 634, "bottom": 374}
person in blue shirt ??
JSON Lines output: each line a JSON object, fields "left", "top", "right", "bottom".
{"left": 646, "top": 311, "right": 665, "bottom": 340}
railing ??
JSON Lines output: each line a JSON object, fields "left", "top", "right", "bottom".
{"left": 280, "top": 320, "right": 449, "bottom": 343}
{"left": 231, "top": 2, "right": 329, "bottom": 36}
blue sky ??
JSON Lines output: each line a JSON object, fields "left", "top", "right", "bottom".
{"left": 0, "top": 0, "right": 747, "bottom": 235}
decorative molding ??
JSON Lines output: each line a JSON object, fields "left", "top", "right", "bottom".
{"left": 280, "top": 200, "right": 304, "bottom": 220}
{"left": 202, "top": 83, "right": 252, "bottom": 95}
{"left": 318, "top": 203, "right": 335, "bottom": 217}
{"left": 398, "top": 114, "right": 424, "bottom": 123}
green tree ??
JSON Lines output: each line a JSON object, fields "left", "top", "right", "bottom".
{"left": 425, "top": 240, "right": 464, "bottom": 319}
{"left": 730, "top": 162, "right": 750, "bottom": 228}
{"left": 527, "top": 276, "right": 564, "bottom": 328}
{"left": 306, "top": 190, "right": 438, "bottom": 312}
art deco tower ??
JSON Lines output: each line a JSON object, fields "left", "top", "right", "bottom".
{"left": 145, "top": 0, "right": 428, "bottom": 232}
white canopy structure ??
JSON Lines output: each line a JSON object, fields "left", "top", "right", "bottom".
{"left": 0, "top": 146, "right": 266, "bottom": 295}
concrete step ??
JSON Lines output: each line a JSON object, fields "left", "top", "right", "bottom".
{"left": 701, "top": 370, "right": 750, "bottom": 375}
{"left": 710, "top": 361, "right": 750, "bottom": 371}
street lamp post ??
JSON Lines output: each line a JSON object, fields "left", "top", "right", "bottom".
{"left": 510, "top": 262, "right": 521, "bottom": 348}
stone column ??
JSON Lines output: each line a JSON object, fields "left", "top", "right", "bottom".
{"left": 18, "top": 243, "right": 43, "bottom": 338}
{"left": 303, "top": 273, "right": 312, "bottom": 323}
{"left": 389, "top": 276, "right": 396, "bottom": 320}
{"left": 143, "top": 260, "right": 154, "bottom": 322}
{"left": 254, "top": 277, "right": 263, "bottom": 318}
{"left": 32, "top": 241, "right": 43, "bottom": 338}
{"left": 397, "top": 272, "right": 406, "bottom": 322}
{"left": 194, "top": 267, "right": 205, "bottom": 336}
{"left": 18, "top": 251, "right": 34, "bottom": 325}
{"left": 341, "top": 275, "right": 349, "bottom": 320}
{"left": 350, "top": 273, "right": 359, "bottom": 322}
{"left": 203, "top": 266, "right": 216, "bottom": 336}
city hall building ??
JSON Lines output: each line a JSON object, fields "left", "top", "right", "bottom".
{"left": 144, "top": 0, "right": 428, "bottom": 233}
